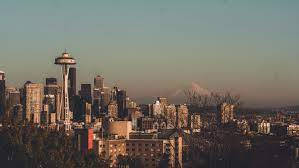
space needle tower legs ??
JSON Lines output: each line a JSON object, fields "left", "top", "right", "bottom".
{"left": 55, "top": 51, "right": 76, "bottom": 131}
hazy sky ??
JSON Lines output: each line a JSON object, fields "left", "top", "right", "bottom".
{"left": 1, "top": 0, "right": 299, "bottom": 107}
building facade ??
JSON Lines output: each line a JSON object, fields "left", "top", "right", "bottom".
{"left": 25, "top": 83, "right": 43, "bottom": 123}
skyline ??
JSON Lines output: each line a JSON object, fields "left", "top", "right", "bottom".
{"left": 1, "top": 0, "right": 299, "bottom": 107}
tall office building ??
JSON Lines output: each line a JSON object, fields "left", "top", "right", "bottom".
{"left": 94, "top": 75, "right": 104, "bottom": 90}
{"left": 100, "top": 87, "right": 111, "bottom": 113}
{"left": 177, "top": 104, "right": 189, "bottom": 128}
{"left": 0, "top": 71, "right": 5, "bottom": 116}
{"left": 25, "top": 83, "right": 43, "bottom": 124}
{"left": 108, "top": 101, "right": 118, "bottom": 118}
{"left": 44, "top": 78, "right": 61, "bottom": 121}
{"left": 68, "top": 67, "right": 76, "bottom": 97}
{"left": 217, "top": 103, "right": 235, "bottom": 125}
{"left": 117, "top": 90, "right": 127, "bottom": 118}
{"left": 80, "top": 84, "right": 92, "bottom": 103}
{"left": 151, "top": 100, "right": 162, "bottom": 116}
{"left": 7, "top": 90, "right": 21, "bottom": 116}
{"left": 93, "top": 88, "right": 101, "bottom": 117}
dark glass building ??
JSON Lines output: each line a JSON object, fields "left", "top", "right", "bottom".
{"left": 0, "top": 71, "right": 5, "bottom": 116}
{"left": 68, "top": 67, "right": 76, "bottom": 97}
{"left": 117, "top": 90, "right": 127, "bottom": 118}
{"left": 80, "top": 84, "right": 92, "bottom": 103}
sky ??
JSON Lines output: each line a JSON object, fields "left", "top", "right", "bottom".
{"left": 1, "top": 0, "right": 299, "bottom": 107}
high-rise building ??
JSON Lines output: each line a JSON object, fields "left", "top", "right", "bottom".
{"left": 7, "top": 90, "right": 21, "bottom": 117}
{"left": 165, "top": 104, "right": 177, "bottom": 129}
{"left": 12, "top": 104, "right": 23, "bottom": 121}
{"left": 44, "top": 79, "right": 61, "bottom": 121}
{"left": 177, "top": 104, "right": 189, "bottom": 128}
{"left": 0, "top": 71, "right": 5, "bottom": 116}
{"left": 68, "top": 67, "right": 76, "bottom": 113}
{"left": 117, "top": 90, "right": 126, "bottom": 118}
{"left": 68, "top": 67, "right": 76, "bottom": 97}
{"left": 108, "top": 101, "right": 118, "bottom": 118}
{"left": 217, "top": 103, "right": 235, "bottom": 125}
{"left": 80, "top": 84, "right": 92, "bottom": 103}
{"left": 41, "top": 104, "right": 49, "bottom": 125}
{"left": 139, "top": 104, "right": 150, "bottom": 116}
{"left": 94, "top": 75, "right": 104, "bottom": 90}
{"left": 151, "top": 100, "right": 162, "bottom": 116}
{"left": 92, "top": 88, "right": 101, "bottom": 117}
{"left": 25, "top": 83, "right": 43, "bottom": 124}
{"left": 190, "top": 113, "right": 201, "bottom": 133}
{"left": 84, "top": 102, "right": 92, "bottom": 124}
{"left": 100, "top": 87, "right": 111, "bottom": 113}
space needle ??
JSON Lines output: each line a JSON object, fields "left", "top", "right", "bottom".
{"left": 55, "top": 51, "right": 76, "bottom": 131}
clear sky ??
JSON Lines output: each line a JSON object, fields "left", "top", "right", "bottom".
{"left": 1, "top": 0, "right": 299, "bottom": 107}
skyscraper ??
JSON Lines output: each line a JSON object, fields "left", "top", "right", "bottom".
{"left": 68, "top": 67, "right": 76, "bottom": 97}
{"left": 25, "top": 83, "right": 43, "bottom": 123}
{"left": 80, "top": 84, "right": 92, "bottom": 103}
{"left": 94, "top": 75, "right": 104, "bottom": 90}
{"left": 176, "top": 104, "right": 189, "bottom": 128}
{"left": 7, "top": 90, "right": 21, "bottom": 115}
{"left": 217, "top": 103, "right": 235, "bottom": 125}
{"left": 117, "top": 90, "right": 127, "bottom": 118}
{"left": 100, "top": 87, "right": 111, "bottom": 113}
{"left": 0, "top": 71, "right": 5, "bottom": 116}
{"left": 44, "top": 78, "right": 61, "bottom": 121}
{"left": 68, "top": 67, "right": 76, "bottom": 114}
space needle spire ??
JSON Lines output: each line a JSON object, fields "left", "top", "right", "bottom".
{"left": 55, "top": 51, "right": 76, "bottom": 131}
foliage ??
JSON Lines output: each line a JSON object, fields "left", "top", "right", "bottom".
{"left": 0, "top": 118, "right": 106, "bottom": 168}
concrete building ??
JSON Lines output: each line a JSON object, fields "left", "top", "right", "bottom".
{"left": 25, "top": 83, "right": 43, "bottom": 124}
{"left": 165, "top": 104, "right": 177, "bottom": 129}
{"left": 191, "top": 113, "right": 201, "bottom": 133}
{"left": 94, "top": 130, "right": 183, "bottom": 168}
{"left": 218, "top": 103, "right": 235, "bottom": 124}
{"left": 177, "top": 104, "right": 189, "bottom": 128}
{"left": 85, "top": 102, "right": 92, "bottom": 124}
{"left": 108, "top": 121, "right": 132, "bottom": 139}
{"left": 108, "top": 101, "right": 118, "bottom": 118}
{"left": 288, "top": 124, "right": 299, "bottom": 136}
{"left": 137, "top": 117, "right": 155, "bottom": 132}
{"left": 94, "top": 75, "right": 104, "bottom": 90}
{"left": 151, "top": 100, "right": 162, "bottom": 116}
{"left": 258, "top": 120, "right": 271, "bottom": 134}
